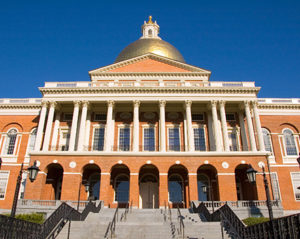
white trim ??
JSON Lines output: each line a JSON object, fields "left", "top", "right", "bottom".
{"left": 63, "top": 172, "right": 82, "bottom": 175}
{"left": 192, "top": 124, "right": 207, "bottom": 151}
{"left": 290, "top": 172, "right": 300, "bottom": 201}
{"left": 142, "top": 124, "right": 156, "bottom": 152}
{"left": 167, "top": 124, "right": 181, "bottom": 152}
{"left": 281, "top": 128, "right": 299, "bottom": 163}
{"left": 91, "top": 124, "right": 106, "bottom": 151}
{"left": 1, "top": 163, "right": 27, "bottom": 166}
{"left": 217, "top": 173, "right": 235, "bottom": 176}
{"left": 159, "top": 173, "right": 168, "bottom": 175}
{"left": 25, "top": 128, "right": 37, "bottom": 156}
{"left": 130, "top": 173, "right": 139, "bottom": 175}
{"left": 270, "top": 164, "right": 299, "bottom": 167}
{"left": 270, "top": 172, "right": 282, "bottom": 201}
{"left": 188, "top": 173, "right": 197, "bottom": 175}
{"left": 101, "top": 172, "right": 110, "bottom": 175}
{"left": 227, "top": 126, "right": 240, "bottom": 151}
{"left": 117, "top": 124, "right": 132, "bottom": 152}
{"left": 38, "top": 171, "right": 47, "bottom": 175}
{"left": 0, "top": 170, "right": 10, "bottom": 200}
{"left": 1, "top": 128, "right": 19, "bottom": 156}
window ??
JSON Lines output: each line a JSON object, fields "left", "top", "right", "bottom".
{"left": 93, "top": 127, "right": 105, "bottom": 151}
{"left": 115, "top": 175, "right": 129, "bottom": 202}
{"left": 192, "top": 114, "right": 204, "bottom": 121}
{"left": 226, "top": 113, "right": 235, "bottom": 121}
{"left": 144, "top": 127, "right": 155, "bottom": 151}
{"left": 168, "top": 127, "right": 180, "bottom": 151}
{"left": 59, "top": 128, "right": 70, "bottom": 151}
{"left": 119, "top": 127, "right": 130, "bottom": 151}
{"left": 27, "top": 128, "right": 37, "bottom": 152}
{"left": 197, "top": 174, "right": 209, "bottom": 201}
{"left": 4, "top": 129, "right": 18, "bottom": 155}
{"left": 63, "top": 113, "right": 73, "bottom": 121}
{"left": 270, "top": 173, "right": 281, "bottom": 200}
{"left": 283, "top": 129, "right": 298, "bottom": 156}
{"left": 262, "top": 128, "right": 273, "bottom": 153}
{"left": 228, "top": 128, "right": 238, "bottom": 151}
{"left": 194, "top": 127, "right": 206, "bottom": 151}
{"left": 148, "top": 29, "right": 153, "bottom": 36}
{"left": 291, "top": 173, "right": 300, "bottom": 201}
{"left": 0, "top": 171, "right": 9, "bottom": 199}
{"left": 94, "top": 113, "right": 106, "bottom": 121}
{"left": 168, "top": 175, "right": 183, "bottom": 202}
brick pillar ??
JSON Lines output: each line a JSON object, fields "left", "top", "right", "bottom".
{"left": 159, "top": 174, "right": 168, "bottom": 208}
{"left": 129, "top": 174, "right": 139, "bottom": 208}
{"left": 60, "top": 173, "right": 81, "bottom": 200}
{"left": 189, "top": 173, "right": 198, "bottom": 202}
{"left": 100, "top": 174, "right": 111, "bottom": 207}
{"left": 24, "top": 172, "right": 46, "bottom": 200}
{"left": 218, "top": 174, "right": 238, "bottom": 201}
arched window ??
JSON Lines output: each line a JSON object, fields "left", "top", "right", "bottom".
{"left": 168, "top": 174, "right": 183, "bottom": 202}
{"left": 148, "top": 29, "right": 153, "bottom": 36}
{"left": 115, "top": 175, "right": 129, "bottom": 202}
{"left": 28, "top": 128, "right": 37, "bottom": 151}
{"left": 262, "top": 128, "right": 273, "bottom": 153}
{"left": 197, "top": 174, "right": 209, "bottom": 201}
{"left": 283, "top": 129, "right": 298, "bottom": 156}
{"left": 4, "top": 129, "right": 18, "bottom": 155}
{"left": 89, "top": 173, "right": 100, "bottom": 200}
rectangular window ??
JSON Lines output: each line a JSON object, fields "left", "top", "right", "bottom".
{"left": 94, "top": 114, "right": 106, "bottom": 121}
{"left": 192, "top": 114, "right": 204, "bottom": 121}
{"left": 194, "top": 127, "right": 206, "bottom": 151}
{"left": 59, "top": 129, "right": 70, "bottom": 151}
{"left": 119, "top": 127, "right": 130, "bottom": 151}
{"left": 270, "top": 173, "right": 281, "bottom": 200}
{"left": 291, "top": 173, "right": 300, "bottom": 201}
{"left": 93, "top": 128, "right": 105, "bottom": 151}
{"left": 144, "top": 127, "right": 155, "bottom": 151}
{"left": 228, "top": 131, "right": 238, "bottom": 151}
{"left": 226, "top": 113, "right": 235, "bottom": 121}
{"left": 168, "top": 127, "right": 180, "bottom": 151}
{"left": 63, "top": 113, "right": 73, "bottom": 121}
{"left": 0, "top": 171, "right": 9, "bottom": 199}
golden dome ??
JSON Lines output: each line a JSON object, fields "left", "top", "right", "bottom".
{"left": 115, "top": 38, "right": 185, "bottom": 63}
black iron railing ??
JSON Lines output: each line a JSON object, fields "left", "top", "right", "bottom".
{"left": 177, "top": 205, "right": 185, "bottom": 239}
{"left": 104, "top": 206, "right": 119, "bottom": 239}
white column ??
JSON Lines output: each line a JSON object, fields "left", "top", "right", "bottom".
{"left": 238, "top": 111, "right": 248, "bottom": 151}
{"left": 185, "top": 100, "right": 194, "bottom": 151}
{"left": 50, "top": 108, "right": 60, "bottom": 150}
{"left": 105, "top": 100, "right": 115, "bottom": 152}
{"left": 34, "top": 101, "right": 48, "bottom": 151}
{"left": 207, "top": 112, "right": 215, "bottom": 151}
{"left": 252, "top": 101, "right": 265, "bottom": 151}
{"left": 219, "top": 101, "right": 229, "bottom": 151}
{"left": 42, "top": 101, "right": 56, "bottom": 151}
{"left": 244, "top": 101, "right": 257, "bottom": 151}
{"left": 77, "top": 101, "right": 89, "bottom": 151}
{"left": 84, "top": 111, "right": 91, "bottom": 150}
{"left": 159, "top": 100, "right": 166, "bottom": 152}
{"left": 211, "top": 100, "right": 222, "bottom": 151}
{"left": 69, "top": 101, "right": 80, "bottom": 151}
{"left": 132, "top": 100, "right": 140, "bottom": 152}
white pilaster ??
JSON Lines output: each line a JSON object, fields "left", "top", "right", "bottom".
{"left": 69, "top": 101, "right": 80, "bottom": 151}
{"left": 252, "top": 101, "right": 265, "bottom": 151}
{"left": 34, "top": 101, "right": 48, "bottom": 151}
{"left": 207, "top": 112, "right": 215, "bottom": 151}
{"left": 238, "top": 111, "right": 248, "bottom": 151}
{"left": 77, "top": 101, "right": 89, "bottom": 151}
{"left": 105, "top": 100, "right": 115, "bottom": 152}
{"left": 219, "top": 101, "right": 229, "bottom": 151}
{"left": 159, "top": 100, "right": 166, "bottom": 152}
{"left": 84, "top": 111, "right": 91, "bottom": 150}
{"left": 50, "top": 107, "right": 60, "bottom": 150}
{"left": 185, "top": 100, "right": 194, "bottom": 151}
{"left": 42, "top": 101, "right": 56, "bottom": 151}
{"left": 132, "top": 100, "right": 140, "bottom": 152}
{"left": 211, "top": 100, "right": 222, "bottom": 151}
{"left": 245, "top": 101, "right": 257, "bottom": 151}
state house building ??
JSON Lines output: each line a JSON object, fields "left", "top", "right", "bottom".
{"left": 0, "top": 17, "right": 299, "bottom": 214}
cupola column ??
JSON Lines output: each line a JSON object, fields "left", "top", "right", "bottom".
{"left": 244, "top": 101, "right": 257, "bottom": 151}
{"left": 42, "top": 101, "right": 56, "bottom": 151}
{"left": 185, "top": 100, "right": 194, "bottom": 151}
{"left": 133, "top": 100, "right": 140, "bottom": 152}
{"left": 105, "top": 100, "right": 115, "bottom": 152}
{"left": 69, "top": 101, "right": 80, "bottom": 151}
{"left": 219, "top": 101, "right": 230, "bottom": 151}
{"left": 34, "top": 101, "right": 48, "bottom": 151}
{"left": 159, "top": 100, "right": 166, "bottom": 152}
{"left": 77, "top": 101, "right": 89, "bottom": 151}
{"left": 211, "top": 101, "right": 222, "bottom": 151}
{"left": 252, "top": 101, "right": 265, "bottom": 151}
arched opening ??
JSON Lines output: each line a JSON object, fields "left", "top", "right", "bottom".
{"left": 82, "top": 164, "right": 101, "bottom": 200}
{"left": 139, "top": 164, "right": 159, "bottom": 208}
{"left": 111, "top": 164, "right": 130, "bottom": 207}
{"left": 148, "top": 29, "right": 153, "bottom": 37}
{"left": 168, "top": 165, "right": 188, "bottom": 208}
{"left": 197, "top": 165, "right": 219, "bottom": 201}
{"left": 235, "top": 164, "right": 258, "bottom": 200}
{"left": 43, "top": 163, "right": 64, "bottom": 200}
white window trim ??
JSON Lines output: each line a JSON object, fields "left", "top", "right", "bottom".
{"left": 192, "top": 124, "right": 207, "bottom": 151}
{"left": 0, "top": 170, "right": 10, "bottom": 200}
{"left": 1, "top": 128, "right": 20, "bottom": 156}
{"left": 262, "top": 128, "right": 275, "bottom": 162}
{"left": 281, "top": 128, "right": 299, "bottom": 163}
{"left": 167, "top": 124, "right": 181, "bottom": 152}
{"left": 25, "top": 128, "right": 37, "bottom": 156}
{"left": 227, "top": 126, "right": 241, "bottom": 151}
{"left": 91, "top": 124, "right": 106, "bottom": 151}
{"left": 117, "top": 124, "right": 132, "bottom": 151}
{"left": 142, "top": 124, "right": 156, "bottom": 152}
{"left": 290, "top": 172, "right": 300, "bottom": 201}
{"left": 59, "top": 127, "right": 70, "bottom": 151}
{"left": 270, "top": 172, "right": 282, "bottom": 201}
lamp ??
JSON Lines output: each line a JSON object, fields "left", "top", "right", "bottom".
{"left": 27, "top": 161, "right": 40, "bottom": 182}
{"left": 246, "top": 164, "right": 257, "bottom": 184}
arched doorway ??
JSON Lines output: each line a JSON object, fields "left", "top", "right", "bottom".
{"left": 111, "top": 164, "right": 130, "bottom": 207}
{"left": 139, "top": 164, "right": 159, "bottom": 209}
{"left": 43, "top": 163, "right": 64, "bottom": 200}
{"left": 197, "top": 165, "right": 219, "bottom": 201}
{"left": 235, "top": 164, "right": 258, "bottom": 200}
{"left": 82, "top": 164, "right": 101, "bottom": 200}
{"left": 168, "top": 165, "right": 188, "bottom": 208}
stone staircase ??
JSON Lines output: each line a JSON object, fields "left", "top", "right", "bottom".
{"left": 56, "top": 208, "right": 231, "bottom": 239}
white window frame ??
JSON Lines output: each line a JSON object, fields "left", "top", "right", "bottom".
{"left": 59, "top": 127, "right": 71, "bottom": 151}
{"left": 290, "top": 172, "right": 300, "bottom": 201}
{"left": 25, "top": 128, "right": 37, "bottom": 156}
{"left": 92, "top": 124, "right": 106, "bottom": 151}
{"left": 142, "top": 124, "right": 156, "bottom": 152}
{"left": 227, "top": 126, "right": 240, "bottom": 151}
{"left": 280, "top": 128, "right": 299, "bottom": 163}
{"left": 167, "top": 124, "right": 181, "bottom": 152}
{"left": 1, "top": 128, "right": 20, "bottom": 157}
{"left": 193, "top": 124, "right": 207, "bottom": 151}
{"left": 117, "top": 124, "right": 132, "bottom": 151}
{"left": 0, "top": 171, "right": 10, "bottom": 200}
{"left": 270, "top": 172, "right": 281, "bottom": 201}
{"left": 262, "top": 128, "right": 275, "bottom": 163}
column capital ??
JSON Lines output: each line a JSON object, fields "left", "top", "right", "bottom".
{"left": 219, "top": 100, "right": 226, "bottom": 107}
{"left": 133, "top": 100, "right": 140, "bottom": 108}
{"left": 244, "top": 100, "right": 251, "bottom": 108}
{"left": 82, "top": 100, "right": 89, "bottom": 108}
{"left": 252, "top": 100, "right": 259, "bottom": 107}
{"left": 159, "top": 100, "right": 166, "bottom": 107}
{"left": 49, "top": 101, "right": 57, "bottom": 108}
{"left": 211, "top": 100, "right": 218, "bottom": 108}
{"left": 73, "top": 100, "right": 81, "bottom": 107}
{"left": 184, "top": 100, "right": 192, "bottom": 108}
{"left": 107, "top": 100, "right": 115, "bottom": 107}
{"left": 41, "top": 100, "right": 48, "bottom": 107}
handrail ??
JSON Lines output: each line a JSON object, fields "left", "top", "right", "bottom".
{"left": 105, "top": 206, "right": 119, "bottom": 238}
{"left": 177, "top": 205, "right": 185, "bottom": 239}
{"left": 120, "top": 201, "right": 130, "bottom": 221}
{"left": 168, "top": 202, "right": 172, "bottom": 222}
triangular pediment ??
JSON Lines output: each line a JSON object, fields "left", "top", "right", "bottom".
{"left": 89, "top": 53, "right": 211, "bottom": 75}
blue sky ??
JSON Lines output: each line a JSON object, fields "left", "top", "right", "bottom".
{"left": 0, "top": 0, "right": 299, "bottom": 98}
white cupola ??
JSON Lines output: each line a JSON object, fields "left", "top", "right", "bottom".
{"left": 140, "top": 16, "right": 161, "bottom": 39}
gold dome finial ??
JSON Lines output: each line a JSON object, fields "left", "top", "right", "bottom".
{"left": 148, "top": 15, "right": 153, "bottom": 24}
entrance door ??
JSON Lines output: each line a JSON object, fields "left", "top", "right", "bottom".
{"left": 140, "top": 182, "right": 158, "bottom": 208}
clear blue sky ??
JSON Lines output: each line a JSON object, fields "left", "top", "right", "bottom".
{"left": 0, "top": 0, "right": 299, "bottom": 98}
